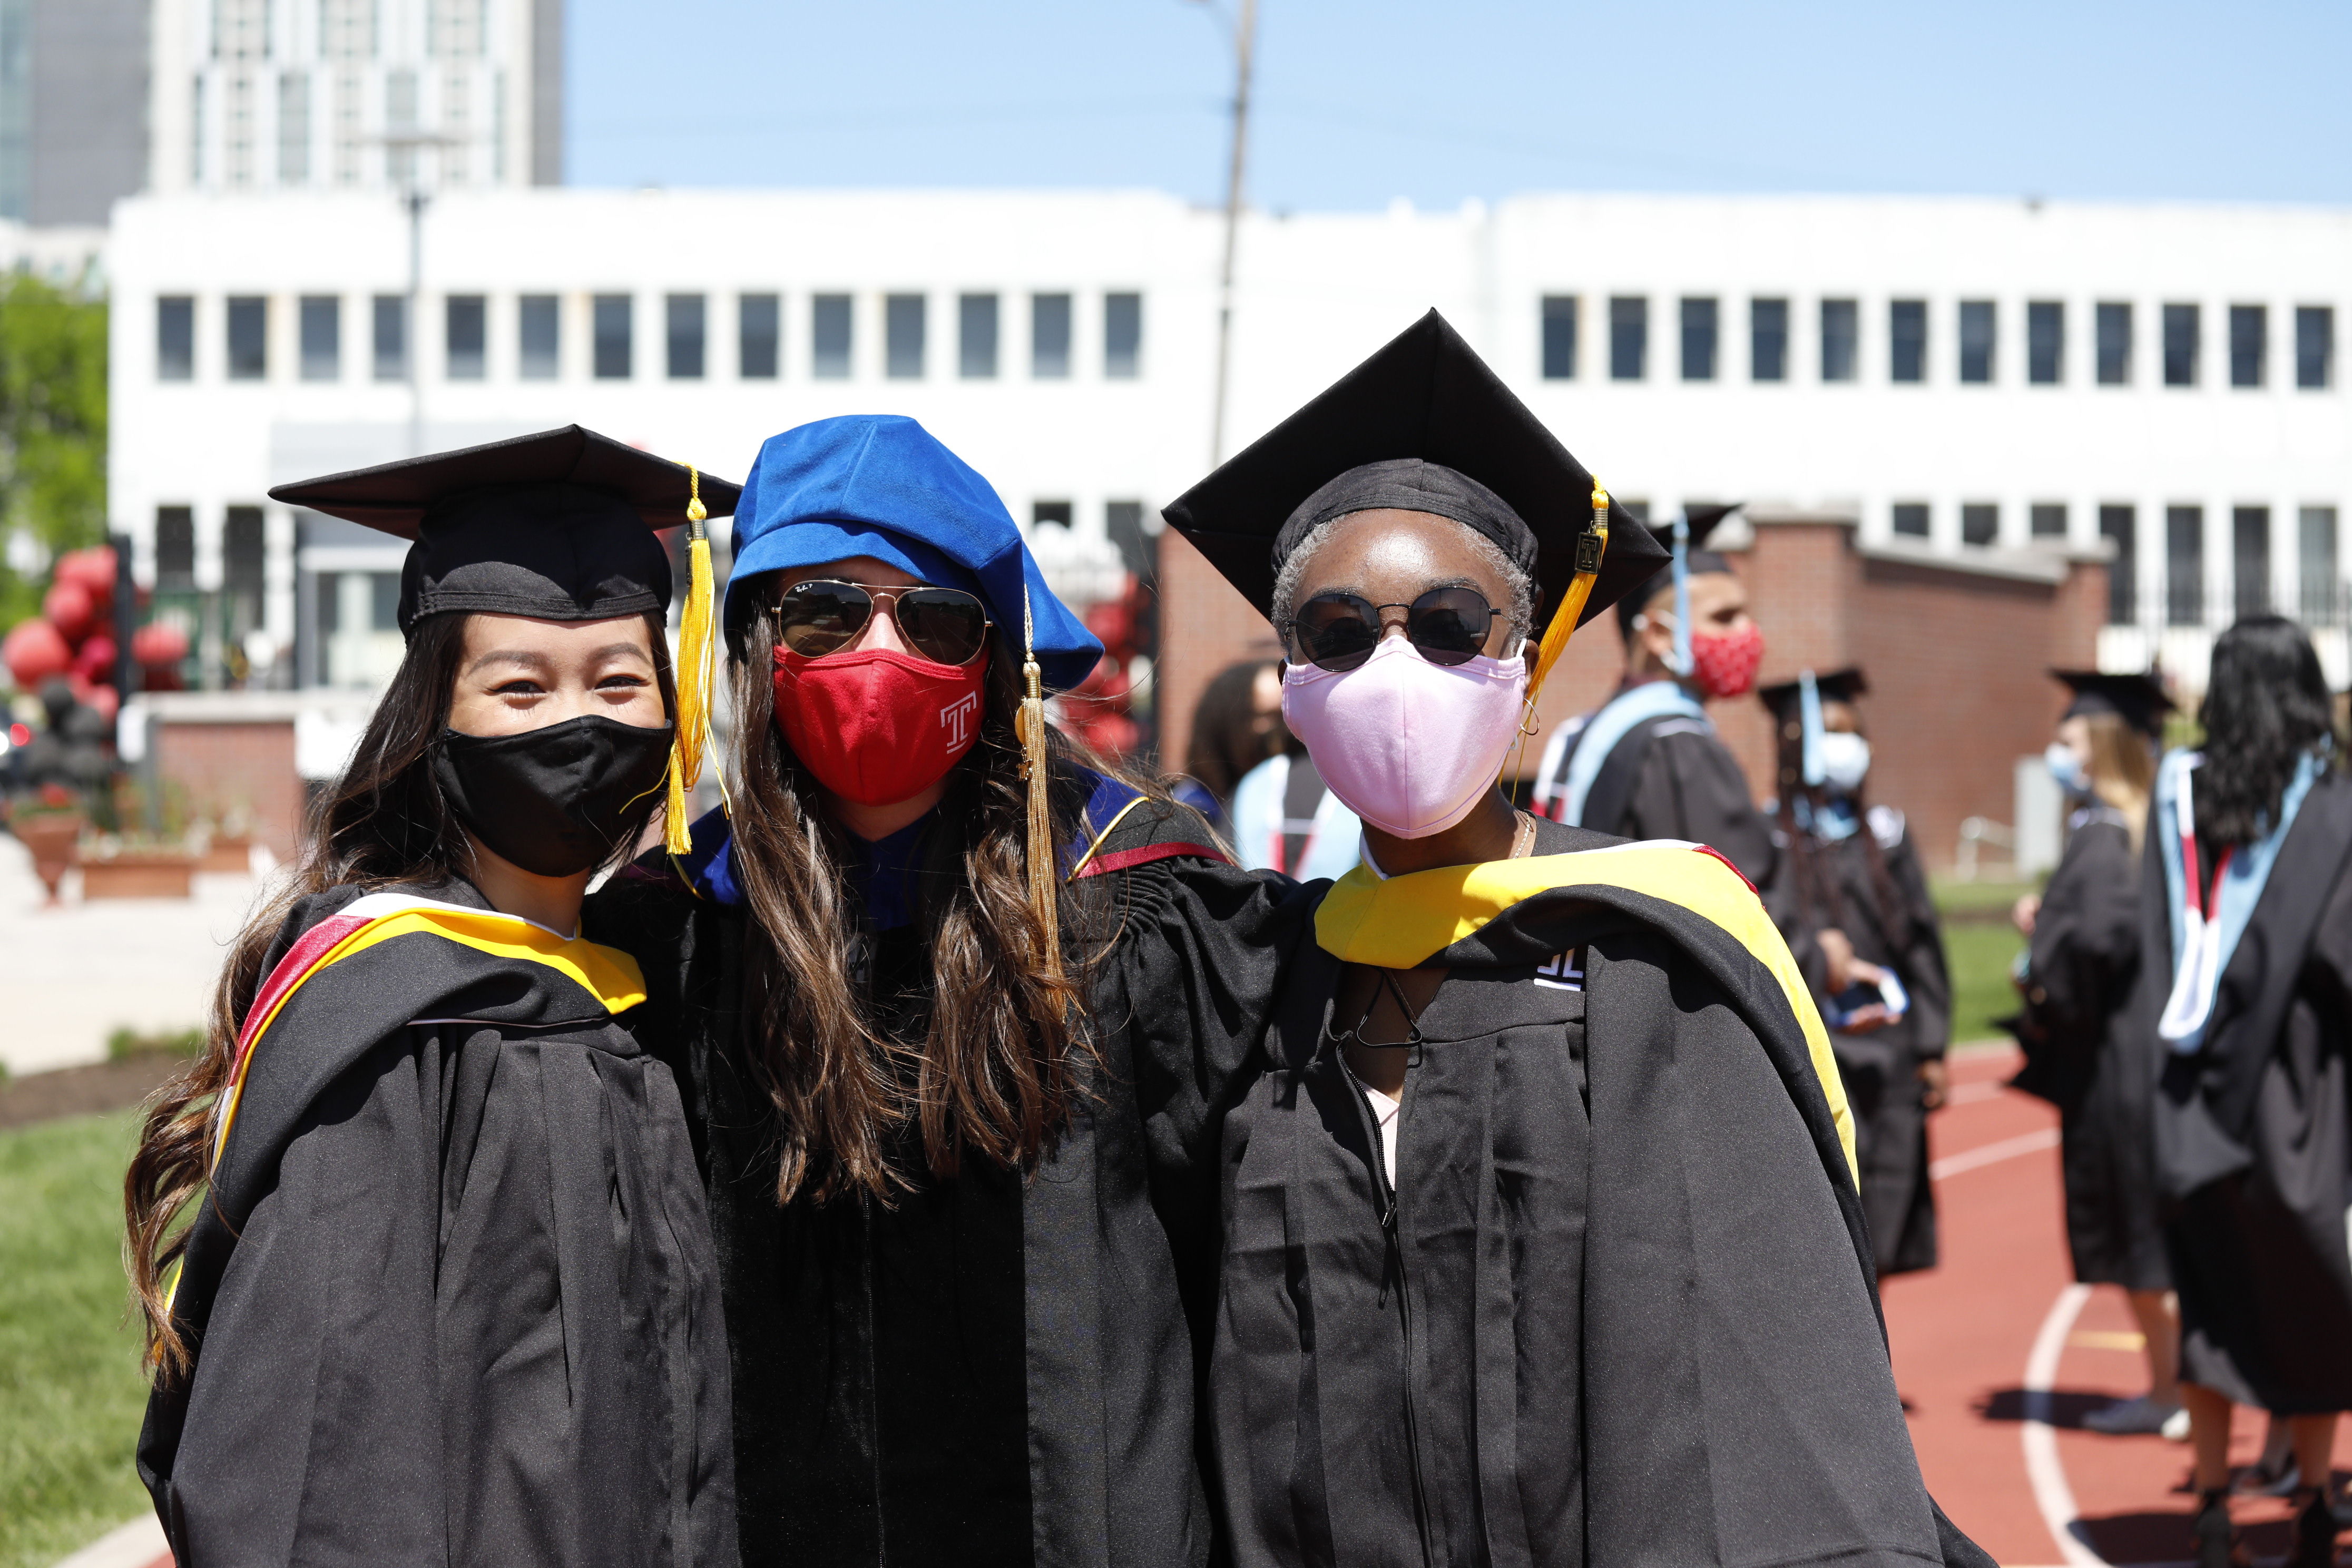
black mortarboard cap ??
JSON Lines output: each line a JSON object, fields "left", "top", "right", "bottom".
{"left": 270, "top": 425, "right": 742, "bottom": 635}
{"left": 1758, "top": 666, "right": 1869, "bottom": 720}
{"left": 2052, "top": 669, "right": 2172, "bottom": 738}
{"left": 1614, "top": 501, "right": 1744, "bottom": 641}
{"left": 1159, "top": 310, "right": 1666, "bottom": 636}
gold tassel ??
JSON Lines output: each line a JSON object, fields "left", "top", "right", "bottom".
{"left": 1502, "top": 481, "right": 1612, "bottom": 786}
{"left": 1015, "top": 586, "right": 1062, "bottom": 981}
{"left": 663, "top": 467, "right": 716, "bottom": 857}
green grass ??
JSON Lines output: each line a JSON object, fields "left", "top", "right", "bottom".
{"left": 1943, "top": 920, "right": 2026, "bottom": 1047}
{"left": 0, "top": 1112, "right": 152, "bottom": 1568}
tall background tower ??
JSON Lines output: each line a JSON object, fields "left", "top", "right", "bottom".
{"left": 0, "top": 0, "right": 151, "bottom": 226}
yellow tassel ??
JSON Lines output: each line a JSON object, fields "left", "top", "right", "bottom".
{"left": 1015, "top": 586, "right": 1062, "bottom": 981}
{"left": 663, "top": 468, "right": 716, "bottom": 857}
{"left": 1501, "top": 481, "right": 1612, "bottom": 787}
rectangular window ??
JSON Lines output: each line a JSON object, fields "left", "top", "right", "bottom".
{"left": 1820, "top": 298, "right": 1858, "bottom": 382}
{"left": 155, "top": 507, "right": 197, "bottom": 591}
{"left": 278, "top": 70, "right": 310, "bottom": 182}
{"left": 1958, "top": 300, "right": 1995, "bottom": 384}
{"left": 1679, "top": 296, "right": 1718, "bottom": 381}
{"left": 2167, "top": 505, "right": 2204, "bottom": 625}
{"left": 1892, "top": 502, "right": 1930, "bottom": 538}
{"left": 1106, "top": 500, "right": 1151, "bottom": 579}
{"left": 665, "top": 293, "right": 705, "bottom": 379}
{"left": 1540, "top": 295, "right": 1577, "bottom": 379}
{"left": 224, "top": 506, "right": 266, "bottom": 604}
{"left": 1889, "top": 299, "right": 1927, "bottom": 383}
{"left": 2163, "top": 303, "right": 2199, "bottom": 386}
{"left": 2031, "top": 502, "right": 2067, "bottom": 538}
{"left": 158, "top": 296, "right": 195, "bottom": 381}
{"left": 2297, "top": 307, "right": 2333, "bottom": 390}
{"left": 812, "top": 293, "right": 852, "bottom": 379}
{"left": 2101, "top": 505, "right": 2137, "bottom": 624}
{"left": 299, "top": 295, "right": 339, "bottom": 380}
{"left": 445, "top": 293, "right": 485, "bottom": 380}
{"left": 2027, "top": 301, "right": 2063, "bottom": 385}
{"left": 373, "top": 294, "right": 406, "bottom": 380}
{"left": 2300, "top": 506, "right": 2340, "bottom": 623}
{"left": 2233, "top": 506, "right": 2272, "bottom": 616}
{"left": 1961, "top": 503, "right": 1999, "bottom": 546}
{"left": 1749, "top": 297, "right": 1787, "bottom": 383}
{"left": 592, "top": 293, "right": 632, "bottom": 379}
{"left": 1609, "top": 296, "right": 1647, "bottom": 380}
{"left": 2091, "top": 304, "right": 2136, "bottom": 389}
{"left": 226, "top": 296, "right": 266, "bottom": 380}
{"left": 1104, "top": 292, "right": 1142, "bottom": 379}
{"left": 2229, "top": 305, "right": 2266, "bottom": 388}
{"left": 518, "top": 293, "right": 557, "bottom": 379}
{"left": 1033, "top": 501, "right": 1073, "bottom": 528}
{"left": 959, "top": 293, "right": 999, "bottom": 379}
{"left": 885, "top": 293, "right": 925, "bottom": 380}
{"left": 1031, "top": 292, "right": 1071, "bottom": 379}
{"left": 739, "top": 293, "right": 779, "bottom": 379}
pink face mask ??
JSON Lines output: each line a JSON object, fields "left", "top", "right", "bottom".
{"left": 1280, "top": 635, "right": 1529, "bottom": 840}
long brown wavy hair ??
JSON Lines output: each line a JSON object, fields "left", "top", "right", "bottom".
{"left": 123, "top": 611, "right": 676, "bottom": 1381}
{"left": 727, "top": 595, "right": 1108, "bottom": 1204}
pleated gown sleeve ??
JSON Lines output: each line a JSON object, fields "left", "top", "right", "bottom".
{"left": 2013, "top": 818, "right": 2141, "bottom": 1114}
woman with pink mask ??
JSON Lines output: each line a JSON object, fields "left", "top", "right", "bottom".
{"left": 1164, "top": 313, "right": 1991, "bottom": 1567}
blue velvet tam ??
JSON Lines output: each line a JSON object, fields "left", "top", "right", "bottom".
{"left": 725, "top": 415, "right": 1104, "bottom": 692}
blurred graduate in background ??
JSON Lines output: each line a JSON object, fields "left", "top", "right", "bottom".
{"left": 1527, "top": 502, "right": 1778, "bottom": 891}
{"left": 1761, "top": 668, "right": 1952, "bottom": 1278}
{"left": 2007, "top": 670, "right": 2182, "bottom": 1438}
{"left": 1177, "top": 656, "right": 1283, "bottom": 837}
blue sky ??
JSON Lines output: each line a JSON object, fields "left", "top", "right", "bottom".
{"left": 566, "top": 1, "right": 2352, "bottom": 209}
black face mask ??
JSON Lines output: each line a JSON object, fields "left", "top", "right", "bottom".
{"left": 433, "top": 715, "right": 673, "bottom": 878}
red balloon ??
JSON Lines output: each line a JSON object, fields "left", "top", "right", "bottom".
{"left": 84, "top": 683, "right": 119, "bottom": 725}
{"left": 42, "top": 581, "right": 94, "bottom": 642}
{"left": 4, "top": 618, "right": 72, "bottom": 688}
{"left": 73, "top": 633, "right": 118, "bottom": 681}
{"left": 132, "top": 622, "right": 191, "bottom": 664}
{"left": 52, "top": 546, "right": 116, "bottom": 613}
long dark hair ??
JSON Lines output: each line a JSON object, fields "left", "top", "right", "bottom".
{"left": 1772, "top": 710, "right": 1905, "bottom": 945}
{"left": 125, "top": 611, "right": 677, "bottom": 1380}
{"left": 727, "top": 597, "right": 1108, "bottom": 1204}
{"left": 2198, "top": 614, "right": 2339, "bottom": 847}
{"left": 1185, "top": 658, "right": 1280, "bottom": 800}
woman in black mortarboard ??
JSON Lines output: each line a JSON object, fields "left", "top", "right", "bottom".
{"left": 125, "top": 426, "right": 741, "bottom": 1568}
{"left": 2127, "top": 620, "right": 2352, "bottom": 1566}
{"left": 1162, "top": 311, "right": 1993, "bottom": 1568}
{"left": 1526, "top": 499, "right": 1781, "bottom": 893}
{"left": 2006, "top": 670, "right": 2184, "bottom": 1439}
{"left": 1759, "top": 668, "right": 1953, "bottom": 1280}
{"left": 581, "top": 415, "right": 1315, "bottom": 1568}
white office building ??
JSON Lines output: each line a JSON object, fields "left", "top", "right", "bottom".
{"left": 101, "top": 186, "right": 2352, "bottom": 693}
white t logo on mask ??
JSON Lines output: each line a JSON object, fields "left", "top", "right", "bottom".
{"left": 939, "top": 690, "right": 979, "bottom": 750}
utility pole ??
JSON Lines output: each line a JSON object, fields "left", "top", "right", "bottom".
{"left": 1204, "top": 0, "right": 1258, "bottom": 466}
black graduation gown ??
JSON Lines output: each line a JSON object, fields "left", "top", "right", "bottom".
{"left": 585, "top": 780, "right": 1314, "bottom": 1568}
{"left": 1557, "top": 700, "right": 1779, "bottom": 892}
{"left": 2010, "top": 808, "right": 2170, "bottom": 1291}
{"left": 1778, "top": 804, "right": 1952, "bottom": 1277}
{"left": 138, "top": 878, "right": 735, "bottom": 1568}
{"left": 1211, "top": 816, "right": 1991, "bottom": 1568}
{"left": 2148, "top": 770, "right": 2352, "bottom": 1413}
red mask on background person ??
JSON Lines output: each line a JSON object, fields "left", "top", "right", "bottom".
{"left": 772, "top": 643, "right": 989, "bottom": 806}
{"left": 1688, "top": 622, "right": 1766, "bottom": 700}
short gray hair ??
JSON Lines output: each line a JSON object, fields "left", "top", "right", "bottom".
{"left": 1270, "top": 513, "right": 1537, "bottom": 655}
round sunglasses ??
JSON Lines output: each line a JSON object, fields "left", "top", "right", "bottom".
{"left": 776, "top": 580, "right": 994, "bottom": 667}
{"left": 1282, "top": 586, "right": 1504, "bottom": 672}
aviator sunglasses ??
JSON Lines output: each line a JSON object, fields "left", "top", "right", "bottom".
{"left": 777, "top": 580, "right": 994, "bottom": 667}
{"left": 1282, "top": 586, "right": 1505, "bottom": 672}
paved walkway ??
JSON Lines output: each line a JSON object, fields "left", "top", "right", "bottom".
{"left": 1894, "top": 1042, "right": 2347, "bottom": 1565}
{"left": 0, "top": 836, "right": 271, "bottom": 1077}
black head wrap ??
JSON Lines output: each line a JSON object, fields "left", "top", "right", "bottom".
{"left": 1272, "top": 457, "right": 1537, "bottom": 580}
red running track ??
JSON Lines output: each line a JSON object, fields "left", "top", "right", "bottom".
{"left": 1892, "top": 1043, "right": 2349, "bottom": 1565}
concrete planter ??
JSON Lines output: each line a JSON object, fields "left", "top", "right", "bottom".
{"left": 81, "top": 851, "right": 198, "bottom": 900}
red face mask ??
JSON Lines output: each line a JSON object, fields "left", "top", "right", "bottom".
{"left": 1688, "top": 622, "right": 1766, "bottom": 700}
{"left": 772, "top": 644, "right": 989, "bottom": 806}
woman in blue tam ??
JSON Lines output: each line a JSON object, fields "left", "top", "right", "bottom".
{"left": 586, "top": 415, "right": 1312, "bottom": 1568}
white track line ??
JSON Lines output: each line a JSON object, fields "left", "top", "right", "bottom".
{"left": 1930, "top": 1128, "right": 2061, "bottom": 1181}
{"left": 2024, "top": 1282, "right": 2104, "bottom": 1565}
